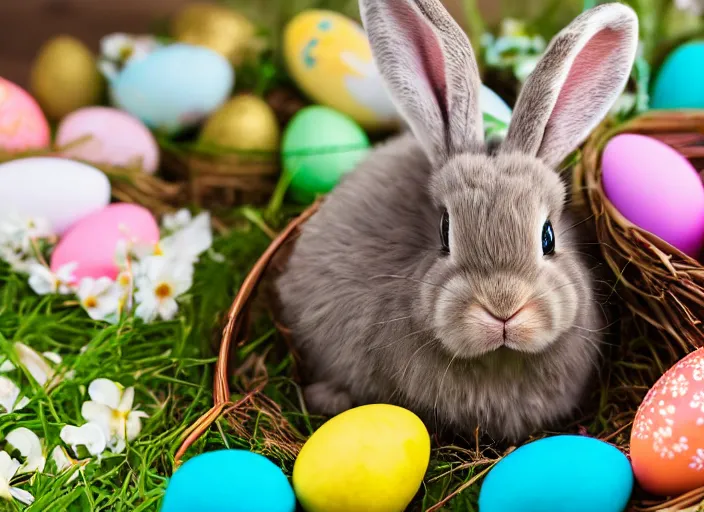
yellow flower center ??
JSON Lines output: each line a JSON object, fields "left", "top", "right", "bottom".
{"left": 83, "top": 296, "right": 98, "bottom": 309}
{"left": 117, "top": 273, "right": 131, "bottom": 287}
{"left": 154, "top": 282, "right": 172, "bottom": 299}
{"left": 153, "top": 244, "right": 163, "bottom": 256}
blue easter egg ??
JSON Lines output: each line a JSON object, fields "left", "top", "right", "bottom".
{"left": 479, "top": 435, "right": 633, "bottom": 512}
{"left": 160, "top": 450, "right": 296, "bottom": 512}
{"left": 651, "top": 41, "right": 704, "bottom": 110}
{"left": 111, "top": 43, "right": 234, "bottom": 134}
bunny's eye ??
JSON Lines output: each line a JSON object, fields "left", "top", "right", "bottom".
{"left": 542, "top": 220, "right": 555, "bottom": 256}
{"left": 440, "top": 210, "right": 450, "bottom": 253}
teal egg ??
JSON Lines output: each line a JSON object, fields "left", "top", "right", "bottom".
{"left": 160, "top": 450, "right": 296, "bottom": 512}
{"left": 111, "top": 43, "right": 234, "bottom": 134}
{"left": 479, "top": 435, "right": 633, "bottom": 512}
{"left": 651, "top": 41, "right": 704, "bottom": 110}
{"left": 282, "top": 106, "right": 371, "bottom": 204}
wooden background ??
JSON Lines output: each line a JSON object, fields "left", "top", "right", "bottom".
{"left": 0, "top": 0, "right": 504, "bottom": 89}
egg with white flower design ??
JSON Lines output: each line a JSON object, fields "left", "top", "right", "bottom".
{"left": 631, "top": 348, "right": 704, "bottom": 496}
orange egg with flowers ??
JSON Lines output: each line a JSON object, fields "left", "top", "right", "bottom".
{"left": 631, "top": 348, "right": 704, "bottom": 496}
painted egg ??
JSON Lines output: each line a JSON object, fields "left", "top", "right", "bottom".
{"left": 0, "top": 77, "right": 50, "bottom": 152}
{"left": 161, "top": 450, "right": 295, "bottom": 512}
{"left": 110, "top": 43, "right": 234, "bottom": 134}
{"left": 293, "top": 404, "right": 430, "bottom": 512}
{"left": 0, "top": 157, "right": 110, "bottom": 234}
{"left": 282, "top": 106, "right": 370, "bottom": 205}
{"left": 602, "top": 133, "right": 704, "bottom": 258}
{"left": 284, "top": 10, "right": 400, "bottom": 131}
{"left": 56, "top": 107, "right": 160, "bottom": 174}
{"left": 631, "top": 348, "right": 704, "bottom": 496}
{"left": 479, "top": 435, "right": 633, "bottom": 512}
{"left": 50, "top": 203, "right": 159, "bottom": 281}
{"left": 651, "top": 41, "right": 704, "bottom": 110}
{"left": 480, "top": 85, "right": 512, "bottom": 126}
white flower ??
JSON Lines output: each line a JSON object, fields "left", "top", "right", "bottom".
{"left": 100, "top": 33, "right": 160, "bottom": 69}
{"left": 5, "top": 428, "right": 45, "bottom": 474}
{"left": 60, "top": 423, "right": 107, "bottom": 459}
{"left": 0, "top": 212, "right": 53, "bottom": 254}
{"left": 50, "top": 446, "right": 83, "bottom": 483}
{"left": 77, "top": 277, "right": 122, "bottom": 322}
{"left": 0, "top": 377, "right": 29, "bottom": 414}
{"left": 80, "top": 379, "right": 148, "bottom": 454}
{"left": 0, "top": 451, "right": 33, "bottom": 505}
{"left": 161, "top": 209, "right": 193, "bottom": 234}
{"left": 158, "top": 211, "right": 213, "bottom": 264}
{"left": 134, "top": 256, "right": 193, "bottom": 323}
{"left": 28, "top": 262, "right": 77, "bottom": 295}
{"left": 0, "top": 342, "right": 72, "bottom": 389}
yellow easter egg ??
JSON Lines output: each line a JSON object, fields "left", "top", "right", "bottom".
{"left": 283, "top": 10, "right": 400, "bottom": 132}
{"left": 293, "top": 404, "right": 430, "bottom": 512}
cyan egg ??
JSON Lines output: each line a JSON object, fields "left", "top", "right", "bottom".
{"left": 479, "top": 435, "right": 633, "bottom": 512}
{"left": 110, "top": 43, "right": 234, "bottom": 134}
{"left": 651, "top": 40, "right": 704, "bottom": 110}
{"left": 160, "top": 450, "right": 296, "bottom": 512}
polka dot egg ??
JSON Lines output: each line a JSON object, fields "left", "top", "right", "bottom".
{"left": 631, "top": 348, "right": 704, "bottom": 496}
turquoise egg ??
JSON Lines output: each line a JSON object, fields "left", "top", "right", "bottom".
{"left": 160, "top": 450, "right": 296, "bottom": 512}
{"left": 110, "top": 43, "right": 234, "bottom": 134}
{"left": 651, "top": 41, "right": 704, "bottom": 110}
{"left": 479, "top": 435, "right": 633, "bottom": 512}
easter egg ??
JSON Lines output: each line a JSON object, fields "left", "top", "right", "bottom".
{"left": 284, "top": 10, "right": 400, "bottom": 131}
{"left": 480, "top": 85, "right": 512, "bottom": 126}
{"left": 0, "top": 77, "right": 50, "bottom": 152}
{"left": 0, "top": 157, "right": 110, "bottom": 234}
{"left": 56, "top": 107, "right": 160, "bottom": 174}
{"left": 50, "top": 203, "right": 159, "bottom": 281}
{"left": 651, "top": 41, "right": 704, "bottom": 110}
{"left": 631, "top": 348, "right": 704, "bottom": 496}
{"left": 199, "top": 95, "right": 280, "bottom": 152}
{"left": 479, "top": 435, "right": 633, "bottom": 512}
{"left": 170, "top": 4, "right": 259, "bottom": 67}
{"left": 282, "top": 106, "right": 370, "bottom": 204}
{"left": 602, "top": 133, "right": 704, "bottom": 258}
{"left": 293, "top": 404, "right": 430, "bottom": 512}
{"left": 161, "top": 450, "right": 295, "bottom": 512}
{"left": 30, "top": 36, "right": 104, "bottom": 120}
{"left": 110, "top": 43, "right": 234, "bottom": 134}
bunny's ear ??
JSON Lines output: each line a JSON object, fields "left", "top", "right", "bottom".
{"left": 359, "top": 0, "right": 483, "bottom": 166}
{"left": 500, "top": 3, "right": 639, "bottom": 169}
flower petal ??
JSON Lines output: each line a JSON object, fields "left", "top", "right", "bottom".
{"left": 0, "top": 451, "right": 20, "bottom": 482}
{"left": 60, "top": 423, "right": 107, "bottom": 458}
{"left": 87, "top": 378, "right": 122, "bottom": 409}
{"left": 80, "top": 401, "right": 113, "bottom": 439}
{"left": 0, "top": 376, "right": 25, "bottom": 413}
{"left": 14, "top": 342, "right": 54, "bottom": 386}
{"left": 118, "top": 387, "right": 135, "bottom": 412}
{"left": 126, "top": 411, "right": 147, "bottom": 442}
{"left": 9, "top": 486, "right": 34, "bottom": 505}
{"left": 41, "top": 352, "right": 62, "bottom": 365}
{"left": 0, "top": 360, "right": 15, "bottom": 373}
{"left": 5, "top": 427, "right": 45, "bottom": 474}
{"left": 157, "top": 298, "right": 179, "bottom": 321}
{"left": 51, "top": 446, "right": 70, "bottom": 472}
{"left": 134, "top": 296, "right": 158, "bottom": 323}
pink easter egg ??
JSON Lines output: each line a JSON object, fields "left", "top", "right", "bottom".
{"left": 51, "top": 203, "right": 159, "bottom": 281}
{"left": 602, "top": 133, "right": 704, "bottom": 258}
{"left": 55, "top": 106, "right": 160, "bottom": 174}
{"left": 0, "top": 77, "right": 50, "bottom": 152}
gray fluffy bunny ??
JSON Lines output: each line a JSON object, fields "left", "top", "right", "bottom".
{"left": 276, "top": 0, "right": 638, "bottom": 441}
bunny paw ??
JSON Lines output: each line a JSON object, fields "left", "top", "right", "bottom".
{"left": 304, "top": 382, "right": 352, "bottom": 416}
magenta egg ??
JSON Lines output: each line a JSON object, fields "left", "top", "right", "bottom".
{"left": 602, "top": 133, "right": 704, "bottom": 258}
{"left": 51, "top": 203, "right": 159, "bottom": 281}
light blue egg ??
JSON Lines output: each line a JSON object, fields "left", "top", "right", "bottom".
{"left": 651, "top": 41, "right": 704, "bottom": 110}
{"left": 479, "top": 435, "right": 633, "bottom": 512}
{"left": 111, "top": 43, "right": 234, "bottom": 134}
{"left": 160, "top": 450, "right": 296, "bottom": 512}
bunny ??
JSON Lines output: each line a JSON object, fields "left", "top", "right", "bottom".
{"left": 276, "top": 0, "right": 638, "bottom": 442}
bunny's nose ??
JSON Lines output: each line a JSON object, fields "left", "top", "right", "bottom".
{"left": 482, "top": 304, "right": 526, "bottom": 325}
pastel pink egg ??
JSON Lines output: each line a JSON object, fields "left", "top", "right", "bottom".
{"left": 0, "top": 77, "right": 50, "bottom": 152}
{"left": 55, "top": 106, "right": 160, "bottom": 174}
{"left": 51, "top": 203, "right": 159, "bottom": 281}
{"left": 602, "top": 133, "right": 704, "bottom": 258}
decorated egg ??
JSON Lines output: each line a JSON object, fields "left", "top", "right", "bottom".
{"left": 480, "top": 85, "right": 512, "bottom": 139}
{"left": 110, "top": 43, "right": 234, "bottom": 134}
{"left": 30, "top": 36, "right": 104, "bottom": 120}
{"left": 284, "top": 10, "right": 400, "bottom": 131}
{"left": 282, "top": 106, "right": 370, "bottom": 204}
{"left": 293, "top": 404, "right": 430, "bottom": 512}
{"left": 631, "top": 348, "right": 704, "bottom": 496}
{"left": 199, "top": 95, "right": 280, "bottom": 152}
{"left": 0, "top": 77, "right": 50, "bottom": 152}
{"left": 56, "top": 107, "right": 160, "bottom": 174}
{"left": 161, "top": 450, "right": 295, "bottom": 512}
{"left": 602, "top": 133, "right": 704, "bottom": 258}
{"left": 51, "top": 203, "right": 159, "bottom": 281}
{"left": 479, "top": 435, "right": 633, "bottom": 512}
{"left": 170, "top": 4, "right": 260, "bottom": 67}
{"left": 0, "top": 157, "right": 110, "bottom": 234}
{"left": 651, "top": 41, "right": 704, "bottom": 110}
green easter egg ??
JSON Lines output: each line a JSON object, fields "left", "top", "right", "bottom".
{"left": 282, "top": 106, "right": 371, "bottom": 204}
{"left": 651, "top": 40, "right": 704, "bottom": 110}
